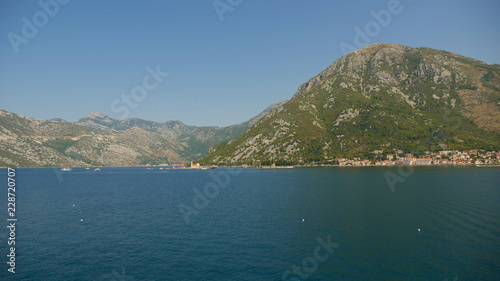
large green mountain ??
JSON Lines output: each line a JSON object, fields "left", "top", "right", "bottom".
{"left": 200, "top": 43, "right": 500, "bottom": 165}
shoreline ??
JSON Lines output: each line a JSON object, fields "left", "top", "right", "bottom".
{"left": 2, "top": 163, "right": 500, "bottom": 169}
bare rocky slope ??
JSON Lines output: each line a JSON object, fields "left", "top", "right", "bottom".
{"left": 0, "top": 101, "right": 286, "bottom": 167}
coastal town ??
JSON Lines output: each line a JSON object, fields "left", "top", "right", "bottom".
{"left": 337, "top": 150, "right": 500, "bottom": 166}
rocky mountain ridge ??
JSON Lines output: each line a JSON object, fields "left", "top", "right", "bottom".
{"left": 0, "top": 101, "right": 286, "bottom": 167}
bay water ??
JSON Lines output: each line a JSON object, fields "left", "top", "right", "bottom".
{"left": 1, "top": 166, "right": 499, "bottom": 280}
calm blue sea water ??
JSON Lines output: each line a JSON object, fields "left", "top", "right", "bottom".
{"left": 0, "top": 166, "right": 499, "bottom": 280}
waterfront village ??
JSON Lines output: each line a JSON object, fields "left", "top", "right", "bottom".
{"left": 338, "top": 150, "right": 500, "bottom": 167}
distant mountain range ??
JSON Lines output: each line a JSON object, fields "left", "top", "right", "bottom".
{"left": 200, "top": 43, "right": 500, "bottom": 165}
{"left": 0, "top": 100, "right": 286, "bottom": 167}
{"left": 2, "top": 43, "right": 499, "bottom": 167}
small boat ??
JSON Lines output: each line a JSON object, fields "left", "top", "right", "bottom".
{"left": 94, "top": 168, "right": 101, "bottom": 172}
{"left": 61, "top": 167, "right": 72, "bottom": 172}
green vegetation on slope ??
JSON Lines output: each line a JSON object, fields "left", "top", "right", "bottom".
{"left": 200, "top": 43, "right": 500, "bottom": 165}
{"left": 43, "top": 138, "right": 78, "bottom": 153}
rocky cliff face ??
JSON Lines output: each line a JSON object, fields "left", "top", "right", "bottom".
{"left": 0, "top": 109, "right": 185, "bottom": 167}
{"left": 201, "top": 43, "right": 500, "bottom": 164}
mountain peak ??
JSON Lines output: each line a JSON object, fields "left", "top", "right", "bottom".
{"left": 85, "top": 112, "right": 108, "bottom": 119}
{"left": 357, "top": 42, "right": 407, "bottom": 53}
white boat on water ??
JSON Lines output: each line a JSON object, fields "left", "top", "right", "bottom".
{"left": 61, "top": 167, "right": 72, "bottom": 172}
{"left": 94, "top": 168, "right": 101, "bottom": 172}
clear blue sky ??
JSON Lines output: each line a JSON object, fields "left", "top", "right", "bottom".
{"left": 1, "top": 0, "right": 499, "bottom": 126}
